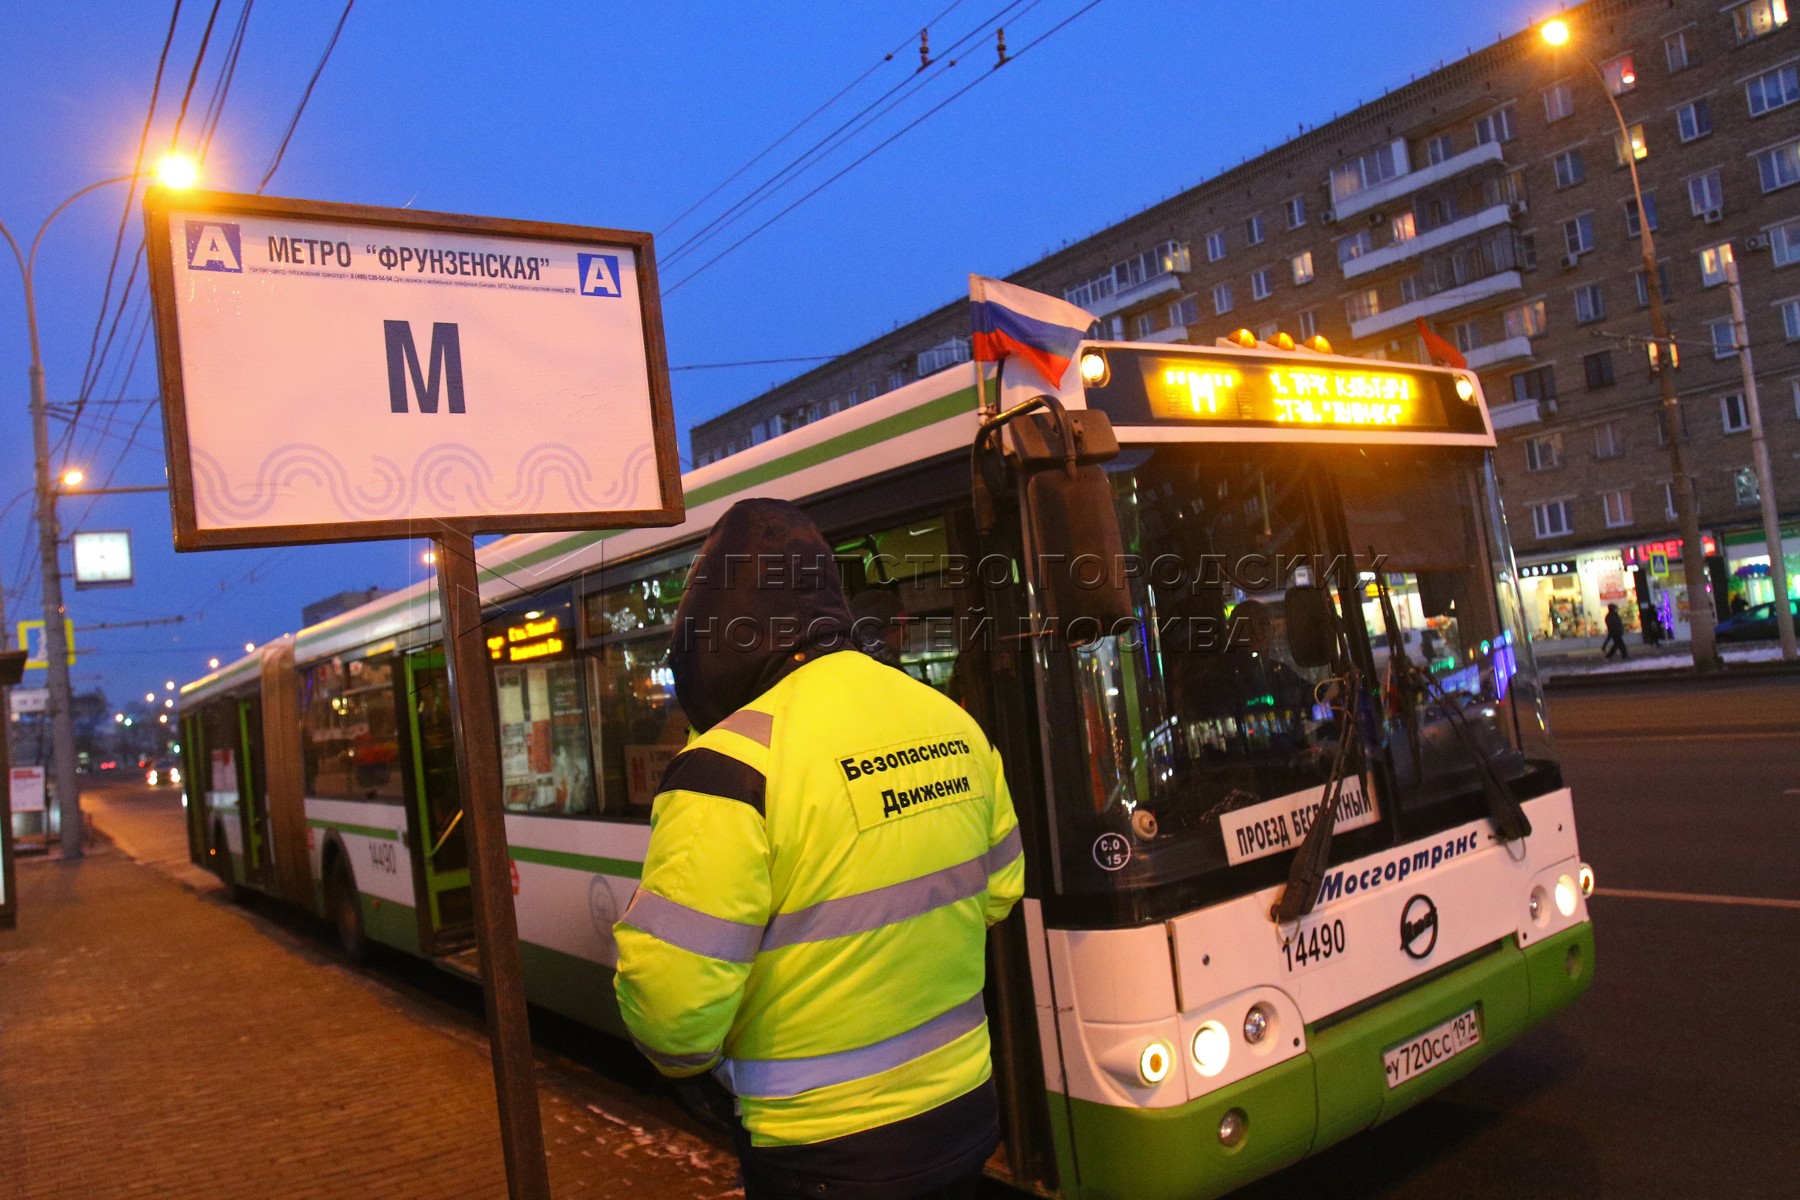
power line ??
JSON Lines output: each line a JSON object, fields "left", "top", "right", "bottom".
{"left": 258, "top": 1, "right": 355, "bottom": 194}
{"left": 658, "top": 0, "right": 970, "bottom": 240}
{"left": 666, "top": 0, "right": 1103, "bottom": 294}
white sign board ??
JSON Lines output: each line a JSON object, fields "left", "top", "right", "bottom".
{"left": 9, "top": 688, "right": 48, "bottom": 717}
{"left": 146, "top": 193, "right": 682, "bottom": 548}
{"left": 72, "top": 529, "right": 135, "bottom": 588}
{"left": 1218, "top": 776, "right": 1380, "bottom": 866}
{"left": 10, "top": 766, "right": 47, "bottom": 813}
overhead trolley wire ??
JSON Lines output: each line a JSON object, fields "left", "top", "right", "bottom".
{"left": 257, "top": 0, "right": 355, "bottom": 194}
{"left": 657, "top": 0, "right": 972, "bottom": 241}
{"left": 665, "top": 0, "right": 1105, "bottom": 295}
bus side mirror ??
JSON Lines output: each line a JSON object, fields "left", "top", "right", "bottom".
{"left": 1026, "top": 464, "right": 1134, "bottom": 647}
{"left": 1284, "top": 586, "right": 1338, "bottom": 669}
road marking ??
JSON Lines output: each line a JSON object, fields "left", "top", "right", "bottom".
{"left": 1596, "top": 887, "right": 1800, "bottom": 911}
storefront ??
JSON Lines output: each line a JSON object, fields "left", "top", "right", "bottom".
{"left": 1518, "top": 534, "right": 1719, "bottom": 644}
{"left": 1721, "top": 523, "right": 1800, "bottom": 610}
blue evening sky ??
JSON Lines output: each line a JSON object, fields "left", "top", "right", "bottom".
{"left": 1, "top": 0, "right": 1544, "bottom": 717}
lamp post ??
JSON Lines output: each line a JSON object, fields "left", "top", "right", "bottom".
{"left": 1542, "top": 19, "right": 1721, "bottom": 671}
{"left": 0, "top": 155, "right": 198, "bottom": 858}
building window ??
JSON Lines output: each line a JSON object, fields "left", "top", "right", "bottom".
{"left": 1504, "top": 298, "right": 1549, "bottom": 339}
{"left": 1346, "top": 288, "right": 1381, "bottom": 322}
{"left": 1624, "top": 192, "right": 1659, "bottom": 237}
{"left": 1574, "top": 283, "right": 1607, "bottom": 324}
{"left": 1523, "top": 432, "right": 1563, "bottom": 471}
{"left": 1290, "top": 250, "right": 1314, "bottom": 285}
{"left": 1285, "top": 195, "right": 1307, "bottom": 228}
{"left": 1515, "top": 367, "right": 1559, "bottom": 409}
{"left": 1688, "top": 170, "right": 1725, "bottom": 216}
{"left": 1614, "top": 124, "right": 1648, "bottom": 165}
{"left": 1473, "top": 105, "right": 1517, "bottom": 146}
{"left": 1544, "top": 82, "right": 1575, "bottom": 122}
{"left": 1735, "top": 467, "right": 1762, "bottom": 507}
{"left": 1584, "top": 350, "right": 1617, "bottom": 389}
{"left": 1453, "top": 320, "right": 1482, "bottom": 352}
{"left": 1594, "top": 420, "right": 1623, "bottom": 458}
{"left": 1732, "top": 0, "right": 1789, "bottom": 42}
{"left": 1246, "top": 214, "right": 1266, "bottom": 246}
{"left": 1206, "top": 230, "right": 1227, "bottom": 262}
{"left": 1563, "top": 213, "right": 1596, "bottom": 257}
{"left": 1677, "top": 98, "right": 1713, "bottom": 142}
{"left": 1531, "top": 500, "right": 1574, "bottom": 538}
{"left": 1424, "top": 133, "right": 1455, "bottom": 165}
{"left": 1250, "top": 267, "right": 1273, "bottom": 301}
{"left": 1603, "top": 489, "right": 1634, "bottom": 528}
{"left": 915, "top": 337, "right": 971, "bottom": 375}
{"left": 1771, "top": 219, "right": 1800, "bottom": 266}
{"left": 1755, "top": 140, "right": 1800, "bottom": 192}
{"left": 1711, "top": 318, "right": 1739, "bottom": 358}
{"left": 1721, "top": 392, "right": 1751, "bottom": 432}
{"left": 1635, "top": 264, "right": 1673, "bottom": 306}
{"left": 1330, "top": 141, "right": 1404, "bottom": 202}
{"left": 1336, "top": 231, "right": 1374, "bottom": 267}
{"left": 1746, "top": 65, "right": 1800, "bottom": 117}
{"left": 1212, "top": 282, "right": 1235, "bottom": 315}
{"left": 1655, "top": 407, "right": 1691, "bottom": 446}
{"left": 1169, "top": 295, "right": 1198, "bottom": 327}
{"left": 1553, "top": 149, "right": 1586, "bottom": 189}
{"left": 1793, "top": 378, "right": 1800, "bottom": 420}
{"left": 1664, "top": 28, "right": 1694, "bottom": 72}
{"left": 1296, "top": 309, "right": 1319, "bottom": 339}
{"left": 1399, "top": 274, "right": 1427, "bottom": 305}
{"left": 1781, "top": 297, "right": 1800, "bottom": 339}
{"left": 1663, "top": 480, "right": 1678, "bottom": 519}
{"left": 1701, "top": 243, "right": 1734, "bottom": 286}
{"left": 1133, "top": 313, "right": 1157, "bottom": 339}
{"left": 1390, "top": 211, "right": 1417, "bottom": 243}
{"left": 887, "top": 368, "right": 910, "bottom": 392}
{"left": 1602, "top": 54, "right": 1637, "bottom": 96}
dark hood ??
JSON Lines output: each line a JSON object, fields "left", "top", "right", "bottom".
{"left": 670, "top": 498, "right": 854, "bottom": 732}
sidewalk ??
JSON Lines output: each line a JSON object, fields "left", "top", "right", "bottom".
{"left": 1536, "top": 639, "right": 1798, "bottom": 684}
{"left": 0, "top": 800, "right": 743, "bottom": 1200}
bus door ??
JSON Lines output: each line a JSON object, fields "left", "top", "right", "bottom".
{"left": 180, "top": 713, "right": 209, "bottom": 868}
{"left": 402, "top": 651, "right": 472, "bottom": 953}
{"left": 236, "top": 696, "right": 274, "bottom": 887}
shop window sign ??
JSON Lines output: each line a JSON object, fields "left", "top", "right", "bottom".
{"left": 1520, "top": 560, "right": 1577, "bottom": 578}
{"left": 1622, "top": 536, "right": 1716, "bottom": 567}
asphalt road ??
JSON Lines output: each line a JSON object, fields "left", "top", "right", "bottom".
{"left": 75, "top": 673, "right": 1800, "bottom": 1198}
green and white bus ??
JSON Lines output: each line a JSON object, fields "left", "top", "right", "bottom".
{"left": 179, "top": 337, "right": 1593, "bottom": 1200}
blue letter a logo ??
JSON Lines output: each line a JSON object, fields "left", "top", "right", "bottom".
{"left": 576, "top": 253, "right": 622, "bottom": 297}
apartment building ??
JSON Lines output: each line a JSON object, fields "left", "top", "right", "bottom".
{"left": 689, "top": 0, "right": 1800, "bottom": 644}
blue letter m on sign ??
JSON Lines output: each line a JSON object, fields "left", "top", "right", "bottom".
{"left": 384, "top": 321, "right": 466, "bottom": 413}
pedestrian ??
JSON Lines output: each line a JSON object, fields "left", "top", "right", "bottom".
{"left": 1601, "top": 603, "right": 1629, "bottom": 660}
{"left": 614, "top": 498, "right": 1025, "bottom": 1200}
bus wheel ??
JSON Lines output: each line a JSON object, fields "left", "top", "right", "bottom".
{"left": 328, "top": 861, "right": 369, "bottom": 966}
{"left": 210, "top": 822, "right": 239, "bottom": 903}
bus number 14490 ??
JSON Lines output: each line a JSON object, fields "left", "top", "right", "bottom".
{"left": 1282, "top": 918, "right": 1347, "bottom": 972}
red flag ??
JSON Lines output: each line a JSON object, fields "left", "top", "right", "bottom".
{"left": 1415, "top": 318, "right": 1468, "bottom": 370}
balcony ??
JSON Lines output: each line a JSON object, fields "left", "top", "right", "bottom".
{"left": 1138, "top": 324, "right": 1191, "bottom": 344}
{"left": 1089, "top": 272, "right": 1181, "bottom": 319}
{"left": 1489, "top": 399, "right": 1550, "bottom": 430}
{"left": 1330, "top": 141, "right": 1506, "bottom": 222}
{"left": 1463, "top": 335, "right": 1534, "bottom": 370}
{"left": 1343, "top": 204, "right": 1513, "bottom": 280}
{"left": 1350, "top": 270, "right": 1523, "bottom": 339}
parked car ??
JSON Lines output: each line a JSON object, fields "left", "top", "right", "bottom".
{"left": 145, "top": 758, "right": 182, "bottom": 787}
{"left": 1715, "top": 598, "right": 1800, "bottom": 642}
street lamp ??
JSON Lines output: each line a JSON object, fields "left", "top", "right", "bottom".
{"left": 1541, "top": 21, "right": 1721, "bottom": 671}
{"left": 0, "top": 152, "right": 200, "bottom": 857}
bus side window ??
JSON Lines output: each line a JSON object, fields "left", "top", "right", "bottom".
{"left": 301, "top": 656, "right": 405, "bottom": 803}
{"left": 586, "top": 635, "right": 685, "bottom": 819}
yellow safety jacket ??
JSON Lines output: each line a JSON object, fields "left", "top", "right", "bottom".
{"left": 615, "top": 649, "right": 1025, "bottom": 1147}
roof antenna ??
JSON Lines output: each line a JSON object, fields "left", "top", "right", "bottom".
{"left": 996, "top": 27, "right": 1009, "bottom": 67}
{"left": 919, "top": 28, "right": 931, "bottom": 70}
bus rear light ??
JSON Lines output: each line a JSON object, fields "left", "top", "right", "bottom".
{"left": 1192, "top": 1021, "right": 1231, "bottom": 1076}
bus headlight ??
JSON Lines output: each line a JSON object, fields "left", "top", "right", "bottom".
{"left": 1554, "top": 874, "right": 1579, "bottom": 918}
{"left": 1138, "top": 1040, "right": 1173, "bottom": 1085}
{"left": 1243, "top": 1004, "right": 1271, "bottom": 1045}
{"left": 1079, "top": 351, "right": 1110, "bottom": 386}
{"left": 1218, "top": 1108, "right": 1248, "bottom": 1148}
{"left": 1578, "top": 864, "right": 1595, "bottom": 896}
{"left": 1455, "top": 375, "right": 1476, "bottom": 402}
{"left": 1192, "top": 1021, "right": 1231, "bottom": 1076}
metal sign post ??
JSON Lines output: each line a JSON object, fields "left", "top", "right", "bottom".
{"left": 143, "top": 189, "right": 683, "bottom": 1200}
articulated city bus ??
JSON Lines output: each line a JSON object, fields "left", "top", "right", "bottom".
{"left": 179, "top": 338, "right": 1593, "bottom": 1200}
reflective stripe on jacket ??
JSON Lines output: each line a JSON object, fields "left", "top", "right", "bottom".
{"left": 614, "top": 649, "right": 1025, "bottom": 1147}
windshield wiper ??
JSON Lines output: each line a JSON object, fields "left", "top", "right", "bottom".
{"left": 1272, "top": 670, "right": 1365, "bottom": 924}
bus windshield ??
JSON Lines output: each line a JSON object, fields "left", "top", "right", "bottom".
{"left": 1042, "top": 442, "right": 1558, "bottom": 916}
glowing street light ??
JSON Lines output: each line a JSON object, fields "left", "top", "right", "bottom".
{"left": 154, "top": 152, "right": 200, "bottom": 191}
{"left": 59, "top": 467, "right": 85, "bottom": 488}
{"left": 1540, "top": 17, "right": 1569, "bottom": 45}
{"left": 208, "top": 657, "right": 220, "bottom": 669}
{"left": 244, "top": 642, "right": 255, "bottom": 653}
{"left": 164, "top": 680, "right": 175, "bottom": 690}
{"left": 144, "top": 692, "right": 155, "bottom": 703}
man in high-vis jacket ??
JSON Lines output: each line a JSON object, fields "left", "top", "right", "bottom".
{"left": 615, "top": 498, "right": 1025, "bottom": 1200}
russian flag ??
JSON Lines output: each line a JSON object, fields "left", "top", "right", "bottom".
{"left": 969, "top": 275, "right": 1097, "bottom": 391}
